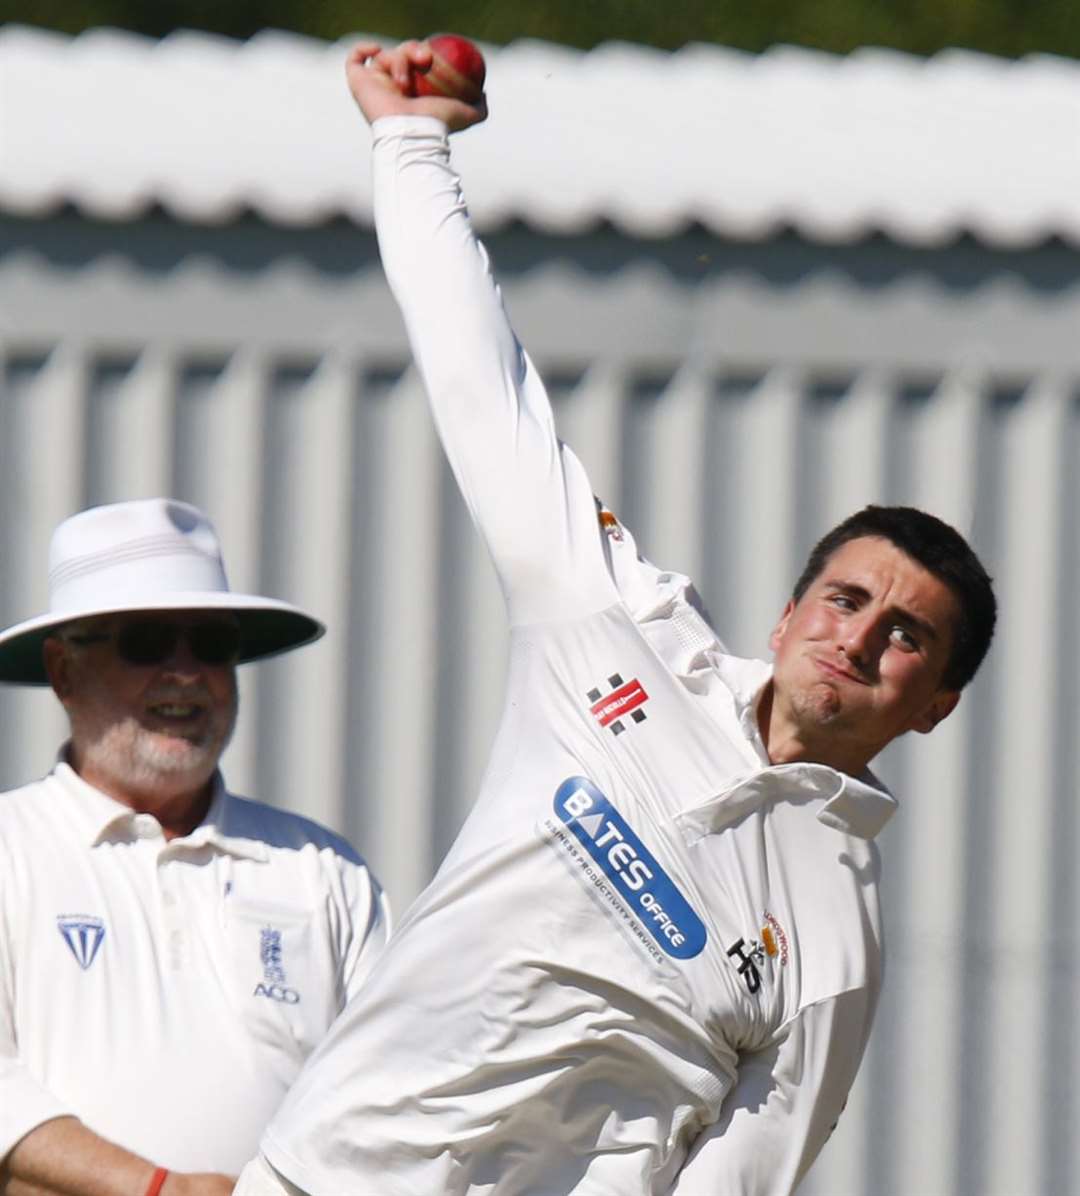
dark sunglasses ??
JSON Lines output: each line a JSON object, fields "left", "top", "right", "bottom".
{"left": 66, "top": 619, "right": 242, "bottom": 667}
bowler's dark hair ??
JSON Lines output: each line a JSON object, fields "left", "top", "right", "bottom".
{"left": 792, "top": 505, "right": 996, "bottom": 691}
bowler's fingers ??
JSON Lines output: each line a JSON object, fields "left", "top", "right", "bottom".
{"left": 346, "top": 40, "right": 433, "bottom": 94}
{"left": 345, "top": 39, "right": 487, "bottom": 131}
{"left": 345, "top": 44, "right": 412, "bottom": 119}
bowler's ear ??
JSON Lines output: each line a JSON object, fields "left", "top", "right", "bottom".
{"left": 910, "top": 689, "right": 960, "bottom": 735}
{"left": 769, "top": 599, "right": 796, "bottom": 654}
{"left": 43, "top": 636, "right": 73, "bottom": 703}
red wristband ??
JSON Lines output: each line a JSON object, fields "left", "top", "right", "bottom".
{"left": 144, "top": 1167, "right": 169, "bottom": 1196}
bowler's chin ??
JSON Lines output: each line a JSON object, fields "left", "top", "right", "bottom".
{"left": 791, "top": 682, "right": 845, "bottom": 726}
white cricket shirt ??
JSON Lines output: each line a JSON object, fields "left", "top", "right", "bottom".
{"left": 259, "top": 118, "right": 896, "bottom": 1196}
{"left": 0, "top": 759, "right": 389, "bottom": 1173}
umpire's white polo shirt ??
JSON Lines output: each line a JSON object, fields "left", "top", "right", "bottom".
{"left": 253, "top": 119, "right": 897, "bottom": 1196}
{"left": 0, "top": 760, "right": 388, "bottom": 1173}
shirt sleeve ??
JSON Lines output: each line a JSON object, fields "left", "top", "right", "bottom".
{"left": 668, "top": 989, "right": 874, "bottom": 1196}
{"left": 0, "top": 840, "right": 73, "bottom": 1161}
{"left": 370, "top": 115, "right": 619, "bottom": 627}
{"left": 338, "top": 865, "right": 392, "bottom": 1004}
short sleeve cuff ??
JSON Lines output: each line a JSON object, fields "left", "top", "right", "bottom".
{"left": 0, "top": 1068, "right": 73, "bottom": 1161}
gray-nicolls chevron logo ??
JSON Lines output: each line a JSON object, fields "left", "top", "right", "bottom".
{"left": 57, "top": 915, "right": 106, "bottom": 970}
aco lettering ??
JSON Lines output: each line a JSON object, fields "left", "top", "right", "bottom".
{"left": 254, "top": 982, "right": 301, "bottom": 1005}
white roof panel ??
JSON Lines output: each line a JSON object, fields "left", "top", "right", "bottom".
{"left": 2, "top": 24, "right": 1077, "bottom": 246}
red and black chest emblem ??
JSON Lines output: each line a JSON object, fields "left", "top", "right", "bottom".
{"left": 587, "top": 673, "right": 650, "bottom": 736}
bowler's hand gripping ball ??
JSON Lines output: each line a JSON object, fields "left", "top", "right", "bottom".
{"left": 413, "top": 34, "right": 486, "bottom": 103}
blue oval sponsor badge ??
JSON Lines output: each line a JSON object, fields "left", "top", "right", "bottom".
{"left": 554, "top": 777, "right": 706, "bottom": 960}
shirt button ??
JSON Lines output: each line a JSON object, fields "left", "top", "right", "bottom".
{"left": 162, "top": 892, "right": 176, "bottom": 908}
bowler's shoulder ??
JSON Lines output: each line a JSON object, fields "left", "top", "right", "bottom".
{"left": 221, "top": 792, "right": 364, "bottom": 867}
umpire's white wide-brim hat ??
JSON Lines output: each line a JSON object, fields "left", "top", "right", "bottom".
{"left": 0, "top": 498, "right": 324, "bottom": 685}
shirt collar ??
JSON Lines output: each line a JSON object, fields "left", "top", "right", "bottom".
{"left": 176, "top": 778, "right": 269, "bottom": 861}
{"left": 50, "top": 757, "right": 142, "bottom": 845}
{"left": 705, "top": 652, "right": 897, "bottom": 841}
{"left": 51, "top": 753, "right": 268, "bottom": 860}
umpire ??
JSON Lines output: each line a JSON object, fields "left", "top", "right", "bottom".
{"left": 0, "top": 498, "right": 389, "bottom": 1196}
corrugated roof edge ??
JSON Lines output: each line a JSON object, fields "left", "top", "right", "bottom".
{"left": 2, "top": 24, "right": 1078, "bottom": 247}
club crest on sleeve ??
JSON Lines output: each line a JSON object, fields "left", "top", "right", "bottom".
{"left": 57, "top": 914, "right": 106, "bottom": 970}
{"left": 598, "top": 507, "right": 624, "bottom": 542}
{"left": 587, "top": 673, "right": 649, "bottom": 736}
{"left": 761, "top": 910, "right": 789, "bottom": 965}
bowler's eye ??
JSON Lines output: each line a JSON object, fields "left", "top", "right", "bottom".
{"left": 829, "top": 594, "right": 856, "bottom": 611}
{"left": 890, "top": 626, "right": 919, "bottom": 651}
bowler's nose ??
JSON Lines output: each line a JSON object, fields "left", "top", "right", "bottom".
{"left": 839, "top": 613, "right": 881, "bottom": 671}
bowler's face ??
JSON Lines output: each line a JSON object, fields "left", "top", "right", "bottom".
{"left": 769, "top": 536, "right": 961, "bottom": 769}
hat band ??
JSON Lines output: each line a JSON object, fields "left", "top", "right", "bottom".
{"left": 48, "top": 534, "right": 229, "bottom": 615}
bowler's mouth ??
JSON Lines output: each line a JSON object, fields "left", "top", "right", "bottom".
{"left": 813, "top": 656, "right": 871, "bottom": 686}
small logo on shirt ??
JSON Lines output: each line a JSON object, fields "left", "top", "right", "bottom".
{"left": 253, "top": 925, "right": 301, "bottom": 1004}
{"left": 727, "top": 914, "right": 789, "bottom": 994}
{"left": 553, "top": 777, "right": 706, "bottom": 960}
{"left": 761, "top": 910, "right": 789, "bottom": 965}
{"left": 598, "top": 507, "right": 624, "bottom": 542}
{"left": 726, "top": 937, "right": 766, "bottom": 994}
{"left": 57, "top": 914, "right": 106, "bottom": 971}
{"left": 587, "top": 673, "right": 649, "bottom": 736}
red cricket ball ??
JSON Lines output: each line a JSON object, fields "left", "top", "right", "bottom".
{"left": 413, "top": 33, "right": 486, "bottom": 103}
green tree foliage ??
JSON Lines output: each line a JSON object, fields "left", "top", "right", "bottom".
{"left": 3, "top": 0, "right": 1077, "bottom": 58}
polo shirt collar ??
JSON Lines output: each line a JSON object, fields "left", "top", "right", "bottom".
{"left": 706, "top": 652, "right": 897, "bottom": 841}
{"left": 177, "top": 779, "right": 269, "bottom": 862}
{"left": 52, "top": 753, "right": 268, "bottom": 860}
{"left": 50, "top": 758, "right": 140, "bottom": 844}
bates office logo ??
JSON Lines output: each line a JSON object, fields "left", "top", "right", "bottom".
{"left": 554, "top": 777, "right": 706, "bottom": 959}
{"left": 57, "top": 915, "right": 106, "bottom": 971}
